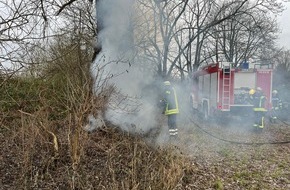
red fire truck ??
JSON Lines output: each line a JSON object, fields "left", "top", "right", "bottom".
{"left": 190, "top": 62, "right": 273, "bottom": 120}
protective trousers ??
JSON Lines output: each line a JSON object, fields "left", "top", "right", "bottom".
{"left": 253, "top": 111, "right": 265, "bottom": 129}
{"left": 168, "top": 114, "right": 178, "bottom": 137}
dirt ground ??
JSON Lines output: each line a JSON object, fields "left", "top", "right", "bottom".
{"left": 173, "top": 115, "right": 290, "bottom": 190}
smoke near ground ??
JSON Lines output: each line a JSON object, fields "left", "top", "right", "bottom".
{"left": 87, "top": 0, "right": 164, "bottom": 138}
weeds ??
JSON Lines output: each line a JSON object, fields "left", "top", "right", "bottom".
{"left": 1, "top": 47, "right": 290, "bottom": 189}
{"left": 0, "top": 60, "right": 190, "bottom": 190}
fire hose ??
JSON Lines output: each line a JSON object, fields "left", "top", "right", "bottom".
{"left": 181, "top": 109, "right": 290, "bottom": 145}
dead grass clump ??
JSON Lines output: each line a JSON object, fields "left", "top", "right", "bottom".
{"left": 74, "top": 125, "right": 191, "bottom": 190}
{"left": 1, "top": 112, "right": 193, "bottom": 190}
{"left": 0, "top": 73, "right": 193, "bottom": 189}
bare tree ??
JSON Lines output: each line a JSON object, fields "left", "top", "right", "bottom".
{"left": 136, "top": 0, "right": 287, "bottom": 80}
{"left": 0, "top": 0, "right": 44, "bottom": 72}
{"left": 0, "top": 0, "right": 96, "bottom": 73}
{"left": 136, "top": 0, "right": 251, "bottom": 78}
{"left": 0, "top": 0, "right": 286, "bottom": 82}
{"left": 207, "top": 1, "right": 282, "bottom": 67}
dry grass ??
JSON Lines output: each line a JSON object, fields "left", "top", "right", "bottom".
{"left": 1, "top": 52, "right": 290, "bottom": 189}
{"left": 0, "top": 61, "right": 192, "bottom": 190}
{"left": 0, "top": 86, "right": 191, "bottom": 189}
{"left": 1, "top": 74, "right": 290, "bottom": 189}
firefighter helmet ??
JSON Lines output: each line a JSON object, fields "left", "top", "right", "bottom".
{"left": 257, "top": 87, "right": 262, "bottom": 91}
{"left": 249, "top": 89, "right": 255, "bottom": 95}
{"left": 164, "top": 81, "right": 171, "bottom": 86}
{"left": 273, "top": 90, "right": 278, "bottom": 94}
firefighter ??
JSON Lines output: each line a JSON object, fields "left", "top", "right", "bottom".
{"left": 250, "top": 87, "right": 267, "bottom": 130}
{"left": 160, "top": 81, "right": 179, "bottom": 140}
{"left": 248, "top": 88, "right": 256, "bottom": 103}
{"left": 270, "top": 90, "right": 282, "bottom": 123}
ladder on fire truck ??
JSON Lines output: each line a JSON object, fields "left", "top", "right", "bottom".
{"left": 221, "top": 63, "right": 232, "bottom": 111}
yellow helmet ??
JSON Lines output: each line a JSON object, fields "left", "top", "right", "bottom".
{"left": 164, "top": 81, "right": 171, "bottom": 86}
{"left": 249, "top": 89, "right": 255, "bottom": 95}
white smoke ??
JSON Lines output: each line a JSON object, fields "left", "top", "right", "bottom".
{"left": 88, "top": 0, "right": 160, "bottom": 135}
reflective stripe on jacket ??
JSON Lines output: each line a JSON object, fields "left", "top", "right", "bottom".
{"left": 164, "top": 87, "right": 179, "bottom": 115}
{"left": 253, "top": 95, "right": 267, "bottom": 112}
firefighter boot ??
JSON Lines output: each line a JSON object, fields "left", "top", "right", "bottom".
{"left": 270, "top": 116, "right": 277, "bottom": 124}
{"left": 253, "top": 124, "right": 262, "bottom": 133}
{"left": 259, "top": 117, "right": 265, "bottom": 129}
{"left": 253, "top": 124, "right": 258, "bottom": 130}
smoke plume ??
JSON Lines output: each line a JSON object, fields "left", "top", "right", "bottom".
{"left": 88, "top": 0, "right": 161, "bottom": 136}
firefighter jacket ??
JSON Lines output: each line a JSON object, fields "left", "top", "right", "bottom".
{"left": 272, "top": 94, "right": 282, "bottom": 110}
{"left": 252, "top": 92, "right": 267, "bottom": 112}
{"left": 162, "top": 86, "right": 179, "bottom": 115}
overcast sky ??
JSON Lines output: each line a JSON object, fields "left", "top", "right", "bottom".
{"left": 277, "top": 2, "right": 290, "bottom": 49}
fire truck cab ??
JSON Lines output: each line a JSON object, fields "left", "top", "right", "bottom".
{"left": 190, "top": 62, "right": 273, "bottom": 120}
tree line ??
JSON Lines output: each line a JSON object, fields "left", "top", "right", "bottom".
{"left": 0, "top": 0, "right": 289, "bottom": 84}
